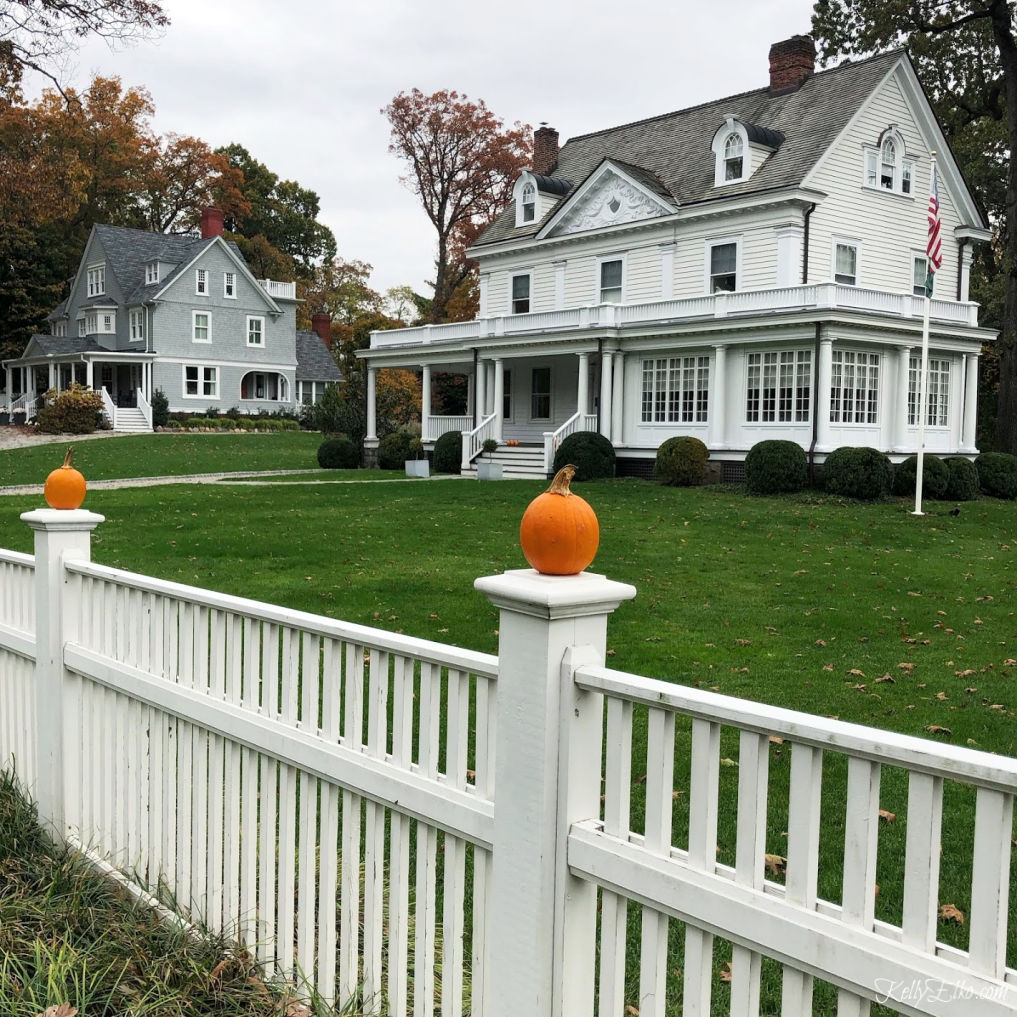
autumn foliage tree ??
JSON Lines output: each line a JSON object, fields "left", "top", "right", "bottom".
{"left": 812, "top": 0, "right": 1017, "bottom": 453}
{"left": 382, "top": 89, "right": 531, "bottom": 323}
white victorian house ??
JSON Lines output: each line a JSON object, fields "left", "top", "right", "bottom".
{"left": 359, "top": 36, "right": 993, "bottom": 479}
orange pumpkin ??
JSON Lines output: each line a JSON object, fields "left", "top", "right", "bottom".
{"left": 44, "top": 447, "right": 87, "bottom": 510}
{"left": 519, "top": 464, "right": 600, "bottom": 575}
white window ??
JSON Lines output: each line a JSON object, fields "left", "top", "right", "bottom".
{"left": 53, "top": 321, "right": 66, "bottom": 337}
{"left": 247, "top": 316, "right": 264, "bottom": 346}
{"left": 101, "top": 313, "right": 114, "bottom": 334}
{"left": 129, "top": 308, "right": 145, "bottom": 340}
{"left": 78, "top": 318, "right": 86, "bottom": 337}
{"left": 641, "top": 356, "right": 710, "bottom": 423}
{"left": 830, "top": 350, "right": 880, "bottom": 424}
{"left": 908, "top": 357, "right": 950, "bottom": 427}
{"left": 723, "top": 132, "right": 744, "bottom": 181}
{"left": 84, "top": 312, "right": 98, "bottom": 334}
{"left": 913, "top": 254, "right": 930, "bottom": 297}
{"left": 224, "top": 271, "right": 236, "bottom": 298}
{"left": 146, "top": 261, "right": 159, "bottom": 284}
{"left": 185, "top": 365, "right": 218, "bottom": 398}
{"left": 746, "top": 350, "right": 811, "bottom": 423}
{"left": 599, "top": 258, "right": 623, "bottom": 303}
{"left": 195, "top": 268, "right": 208, "bottom": 295}
{"left": 863, "top": 129, "right": 916, "bottom": 196}
{"left": 192, "top": 311, "right": 211, "bottom": 343}
{"left": 708, "top": 240, "right": 738, "bottom": 293}
{"left": 511, "top": 273, "right": 531, "bottom": 314}
{"left": 86, "top": 264, "right": 105, "bottom": 297}
{"left": 834, "top": 242, "right": 858, "bottom": 285}
{"left": 521, "top": 182, "right": 536, "bottom": 223}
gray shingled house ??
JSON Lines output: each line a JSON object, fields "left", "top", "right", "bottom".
{"left": 3, "top": 209, "right": 341, "bottom": 430}
{"left": 359, "top": 36, "right": 993, "bottom": 478}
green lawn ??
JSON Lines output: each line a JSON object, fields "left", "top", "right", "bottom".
{"left": 1, "top": 473, "right": 1014, "bottom": 1011}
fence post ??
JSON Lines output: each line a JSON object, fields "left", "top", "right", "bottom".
{"left": 21, "top": 507, "right": 104, "bottom": 835}
{"left": 474, "top": 568, "right": 636, "bottom": 1016}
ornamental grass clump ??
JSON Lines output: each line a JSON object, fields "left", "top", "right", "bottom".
{"left": 653, "top": 435, "right": 709, "bottom": 487}
{"left": 744, "top": 439, "right": 807, "bottom": 495}
{"left": 822, "top": 446, "right": 893, "bottom": 501}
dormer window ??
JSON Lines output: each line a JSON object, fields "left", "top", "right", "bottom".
{"left": 86, "top": 264, "right": 105, "bottom": 297}
{"left": 723, "top": 133, "right": 744, "bottom": 181}
{"left": 146, "top": 261, "right": 159, "bottom": 285}
{"left": 521, "top": 182, "right": 536, "bottom": 223}
{"left": 864, "top": 128, "right": 916, "bottom": 196}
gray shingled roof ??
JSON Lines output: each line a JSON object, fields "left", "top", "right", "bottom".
{"left": 24, "top": 335, "right": 104, "bottom": 356}
{"left": 476, "top": 50, "right": 902, "bottom": 246}
{"left": 295, "top": 332, "right": 343, "bottom": 383}
{"left": 92, "top": 224, "right": 211, "bottom": 303}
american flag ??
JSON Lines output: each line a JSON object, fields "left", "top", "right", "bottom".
{"left": 927, "top": 164, "right": 943, "bottom": 273}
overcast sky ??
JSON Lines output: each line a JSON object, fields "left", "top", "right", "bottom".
{"left": 30, "top": 0, "right": 811, "bottom": 297}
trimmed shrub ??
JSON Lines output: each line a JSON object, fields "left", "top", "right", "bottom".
{"left": 433, "top": 430, "right": 463, "bottom": 474}
{"left": 317, "top": 436, "right": 359, "bottom": 470}
{"left": 654, "top": 436, "right": 709, "bottom": 487}
{"left": 377, "top": 431, "right": 414, "bottom": 470}
{"left": 151, "top": 388, "right": 169, "bottom": 427}
{"left": 894, "top": 455, "right": 949, "bottom": 498}
{"left": 185, "top": 417, "right": 206, "bottom": 429}
{"left": 943, "top": 457, "right": 979, "bottom": 501}
{"left": 552, "top": 431, "right": 616, "bottom": 481}
{"left": 822, "top": 446, "right": 893, "bottom": 501}
{"left": 975, "top": 452, "right": 1017, "bottom": 499}
{"left": 744, "top": 440, "right": 807, "bottom": 495}
{"left": 34, "top": 384, "right": 105, "bottom": 435}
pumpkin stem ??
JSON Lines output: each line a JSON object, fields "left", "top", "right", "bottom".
{"left": 62, "top": 447, "right": 74, "bottom": 469}
{"left": 546, "top": 464, "right": 576, "bottom": 496}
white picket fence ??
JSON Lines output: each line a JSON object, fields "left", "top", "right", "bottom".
{"left": 1, "top": 509, "right": 1015, "bottom": 1017}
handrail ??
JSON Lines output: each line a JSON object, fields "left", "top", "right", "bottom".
{"left": 462, "top": 414, "right": 497, "bottom": 470}
{"left": 11, "top": 393, "right": 40, "bottom": 421}
{"left": 136, "top": 388, "right": 152, "bottom": 429}
{"left": 543, "top": 411, "right": 599, "bottom": 471}
{"left": 100, "top": 387, "right": 116, "bottom": 430}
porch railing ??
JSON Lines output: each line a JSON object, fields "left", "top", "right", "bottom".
{"left": 462, "top": 414, "right": 497, "bottom": 470}
{"left": 11, "top": 393, "right": 41, "bottom": 422}
{"left": 543, "top": 411, "right": 599, "bottom": 471}
{"left": 136, "top": 388, "right": 152, "bottom": 429}
{"left": 100, "top": 387, "right": 116, "bottom": 429}
{"left": 424, "top": 414, "right": 472, "bottom": 443}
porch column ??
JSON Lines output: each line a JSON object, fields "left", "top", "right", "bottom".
{"left": 599, "top": 349, "right": 614, "bottom": 439}
{"left": 895, "top": 346, "right": 912, "bottom": 452}
{"left": 577, "top": 353, "right": 590, "bottom": 416}
{"left": 85, "top": 360, "right": 93, "bottom": 389}
{"left": 960, "top": 244, "right": 974, "bottom": 303}
{"left": 711, "top": 345, "right": 728, "bottom": 449}
{"left": 48, "top": 361, "right": 55, "bottom": 392}
{"left": 476, "top": 360, "right": 487, "bottom": 420}
{"left": 365, "top": 367, "right": 378, "bottom": 441}
{"left": 611, "top": 353, "right": 625, "bottom": 445}
{"left": 493, "top": 359, "right": 505, "bottom": 442}
{"left": 962, "top": 352, "right": 979, "bottom": 453}
{"left": 421, "top": 365, "right": 432, "bottom": 442}
{"left": 816, "top": 337, "right": 833, "bottom": 451}
{"left": 3, "top": 366, "right": 10, "bottom": 400}
{"left": 487, "top": 362, "right": 496, "bottom": 418}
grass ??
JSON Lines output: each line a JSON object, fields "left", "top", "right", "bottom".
{"left": 1, "top": 464, "right": 1015, "bottom": 1011}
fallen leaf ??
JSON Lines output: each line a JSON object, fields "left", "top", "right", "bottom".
{"left": 1004, "top": 659, "right": 1017, "bottom": 668}
{"left": 720, "top": 757, "right": 738, "bottom": 767}
{"left": 735, "top": 638, "right": 752, "bottom": 646}
{"left": 847, "top": 668, "right": 865, "bottom": 677}
{"left": 719, "top": 961, "right": 732, "bottom": 983}
{"left": 769, "top": 735, "right": 785, "bottom": 745}
{"left": 955, "top": 669, "right": 977, "bottom": 677}
{"left": 625, "top": 1007, "right": 639, "bottom": 1016}
{"left": 764, "top": 853, "right": 786, "bottom": 875}
{"left": 898, "top": 662, "right": 916, "bottom": 672}
{"left": 964, "top": 687, "right": 978, "bottom": 694}
{"left": 935, "top": 692, "right": 948, "bottom": 701}
{"left": 874, "top": 674, "right": 895, "bottom": 685}
{"left": 823, "top": 663, "right": 835, "bottom": 672}
{"left": 926, "top": 725, "right": 953, "bottom": 736}
{"left": 878, "top": 809, "right": 896, "bottom": 823}
{"left": 939, "top": 903, "right": 965, "bottom": 924}
{"left": 815, "top": 639, "right": 827, "bottom": 647}
{"left": 37, "top": 1006, "right": 77, "bottom": 1017}
{"left": 852, "top": 683, "right": 867, "bottom": 691}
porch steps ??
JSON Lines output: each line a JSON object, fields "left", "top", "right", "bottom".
{"left": 464, "top": 446, "right": 548, "bottom": 480}
{"left": 111, "top": 407, "right": 152, "bottom": 433}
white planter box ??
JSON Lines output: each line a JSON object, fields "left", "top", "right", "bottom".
{"left": 405, "top": 459, "right": 430, "bottom": 478}
{"left": 477, "top": 461, "right": 503, "bottom": 481}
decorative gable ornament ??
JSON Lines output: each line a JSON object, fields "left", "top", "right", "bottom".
{"left": 543, "top": 167, "right": 674, "bottom": 238}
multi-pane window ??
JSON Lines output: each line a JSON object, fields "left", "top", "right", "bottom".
{"left": 864, "top": 132, "right": 916, "bottom": 195}
{"left": 746, "top": 350, "right": 811, "bottom": 423}
{"left": 224, "top": 271, "right": 236, "bottom": 298}
{"left": 641, "top": 356, "right": 710, "bottom": 423}
{"left": 185, "top": 365, "right": 218, "bottom": 398}
{"left": 834, "top": 243, "right": 858, "bottom": 285}
{"left": 531, "top": 366, "right": 550, "bottom": 419}
{"left": 830, "top": 350, "right": 879, "bottom": 424}
{"left": 709, "top": 242, "right": 737, "bottom": 292}
{"left": 247, "top": 316, "right": 264, "bottom": 346}
{"left": 511, "top": 274, "right": 530, "bottom": 314}
{"left": 913, "top": 255, "right": 930, "bottom": 297}
{"left": 86, "top": 265, "right": 105, "bottom": 297}
{"left": 192, "top": 311, "right": 210, "bottom": 342}
{"left": 53, "top": 321, "right": 66, "bottom": 337}
{"left": 908, "top": 356, "right": 951, "bottom": 426}
{"left": 521, "top": 182, "right": 535, "bottom": 223}
{"left": 146, "top": 262, "right": 159, "bottom": 284}
{"left": 723, "top": 132, "right": 744, "bottom": 180}
{"left": 196, "top": 268, "right": 208, "bottom": 295}
{"left": 600, "top": 259, "right": 623, "bottom": 303}
{"left": 78, "top": 318, "right": 86, "bottom": 337}
{"left": 129, "top": 308, "right": 144, "bottom": 340}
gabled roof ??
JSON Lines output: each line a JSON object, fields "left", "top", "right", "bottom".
{"left": 476, "top": 49, "right": 904, "bottom": 246}
{"left": 295, "top": 332, "right": 343, "bottom": 383}
{"left": 18, "top": 335, "right": 104, "bottom": 358}
{"left": 92, "top": 224, "right": 208, "bottom": 302}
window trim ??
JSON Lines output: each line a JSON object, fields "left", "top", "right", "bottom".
{"left": 224, "top": 271, "right": 236, "bottom": 298}
{"left": 640, "top": 355, "right": 710, "bottom": 424}
{"left": 502, "top": 368, "right": 513, "bottom": 422}
{"left": 745, "top": 349, "right": 812, "bottom": 424}
{"left": 832, "top": 238, "right": 860, "bottom": 286}
{"left": 128, "top": 307, "right": 145, "bottom": 341}
{"left": 705, "top": 237, "right": 741, "bottom": 294}
{"left": 829, "top": 349, "right": 880, "bottom": 425}
{"left": 247, "top": 315, "right": 265, "bottom": 347}
{"left": 711, "top": 118, "right": 750, "bottom": 187}
{"left": 183, "top": 364, "right": 219, "bottom": 400}
{"left": 145, "top": 261, "right": 159, "bottom": 285}
{"left": 195, "top": 268, "right": 209, "bottom": 296}
{"left": 912, "top": 252, "right": 930, "bottom": 298}
{"left": 530, "top": 365, "right": 551, "bottom": 421}
{"left": 908, "top": 355, "right": 951, "bottom": 428}
{"left": 510, "top": 271, "right": 532, "bottom": 315}
{"left": 598, "top": 254, "right": 626, "bottom": 304}
{"left": 192, "top": 310, "right": 211, "bottom": 344}
{"left": 863, "top": 128, "right": 917, "bottom": 197}
{"left": 86, "top": 263, "right": 106, "bottom": 298}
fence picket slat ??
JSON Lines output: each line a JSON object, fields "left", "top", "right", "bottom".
{"left": 968, "top": 787, "right": 1013, "bottom": 978}
{"left": 902, "top": 771, "right": 943, "bottom": 952}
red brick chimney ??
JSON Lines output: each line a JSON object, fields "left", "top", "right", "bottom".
{"left": 533, "top": 124, "right": 559, "bottom": 176}
{"left": 311, "top": 311, "right": 332, "bottom": 349}
{"left": 200, "top": 207, "right": 225, "bottom": 239}
{"left": 769, "top": 35, "right": 815, "bottom": 93}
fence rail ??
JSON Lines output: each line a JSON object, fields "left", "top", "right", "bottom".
{"left": 2, "top": 511, "right": 1015, "bottom": 1017}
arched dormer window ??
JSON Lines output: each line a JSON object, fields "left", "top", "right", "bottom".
{"left": 723, "top": 133, "right": 744, "bottom": 181}
{"left": 521, "top": 182, "right": 536, "bottom": 222}
{"left": 864, "top": 127, "right": 916, "bottom": 196}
